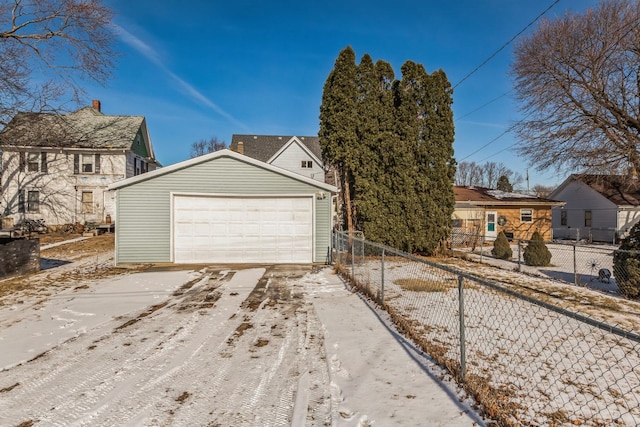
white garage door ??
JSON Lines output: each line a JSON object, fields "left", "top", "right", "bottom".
{"left": 173, "top": 195, "right": 313, "bottom": 263}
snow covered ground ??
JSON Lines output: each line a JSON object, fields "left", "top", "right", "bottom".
{"left": 465, "top": 242, "right": 620, "bottom": 293}
{"left": 347, "top": 255, "right": 640, "bottom": 426}
{"left": 0, "top": 257, "right": 487, "bottom": 426}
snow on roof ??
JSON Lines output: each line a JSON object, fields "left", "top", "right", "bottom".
{"left": 485, "top": 189, "right": 533, "bottom": 199}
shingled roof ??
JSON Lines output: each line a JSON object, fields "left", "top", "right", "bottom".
{"left": 0, "top": 107, "right": 145, "bottom": 150}
{"left": 229, "top": 135, "right": 322, "bottom": 163}
{"left": 563, "top": 174, "right": 640, "bottom": 206}
{"left": 455, "top": 186, "right": 563, "bottom": 206}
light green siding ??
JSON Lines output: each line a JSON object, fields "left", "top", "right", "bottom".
{"left": 115, "top": 155, "right": 333, "bottom": 264}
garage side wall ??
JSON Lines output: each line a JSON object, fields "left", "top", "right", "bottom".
{"left": 115, "top": 157, "right": 332, "bottom": 264}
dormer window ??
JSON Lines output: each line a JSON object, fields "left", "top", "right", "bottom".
{"left": 301, "top": 160, "right": 313, "bottom": 168}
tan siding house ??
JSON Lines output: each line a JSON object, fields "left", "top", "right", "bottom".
{"left": 454, "top": 186, "right": 564, "bottom": 241}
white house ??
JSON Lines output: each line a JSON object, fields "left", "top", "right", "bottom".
{"left": 0, "top": 100, "right": 160, "bottom": 228}
{"left": 549, "top": 174, "right": 640, "bottom": 243}
{"left": 229, "top": 135, "right": 326, "bottom": 182}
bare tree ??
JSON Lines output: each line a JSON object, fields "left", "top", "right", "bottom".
{"left": 512, "top": 0, "right": 640, "bottom": 176}
{"left": 532, "top": 184, "right": 555, "bottom": 198}
{"left": 455, "top": 161, "right": 524, "bottom": 190}
{"left": 190, "top": 136, "right": 227, "bottom": 158}
{"left": 455, "top": 161, "right": 482, "bottom": 186}
{"left": 0, "top": 0, "right": 116, "bottom": 125}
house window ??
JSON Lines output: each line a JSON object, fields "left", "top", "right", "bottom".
{"left": 301, "top": 160, "right": 313, "bottom": 168}
{"left": 74, "top": 154, "right": 100, "bottom": 174}
{"left": 134, "top": 157, "right": 143, "bottom": 176}
{"left": 82, "top": 154, "right": 94, "bottom": 173}
{"left": 27, "top": 191, "right": 39, "bottom": 213}
{"left": 521, "top": 209, "right": 533, "bottom": 223}
{"left": 24, "top": 152, "right": 47, "bottom": 173}
{"left": 560, "top": 210, "right": 567, "bottom": 226}
{"left": 452, "top": 218, "right": 463, "bottom": 228}
{"left": 82, "top": 191, "right": 93, "bottom": 214}
{"left": 585, "top": 210, "right": 592, "bottom": 227}
{"left": 28, "top": 153, "right": 39, "bottom": 172}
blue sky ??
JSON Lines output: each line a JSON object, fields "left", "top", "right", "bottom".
{"left": 86, "top": 0, "right": 601, "bottom": 189}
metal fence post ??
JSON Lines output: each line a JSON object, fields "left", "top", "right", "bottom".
{"left": 517, "top": 240, "right": 522, "bottom": 272}
{"left": 458, "top": 275, "right": 466, "bottom": 380}
{"left": 381, "top": 248, "right": 385, "bottom": 304}
{"left": 480, "top": 234, "right": 484, "bottom": 263}
{"left": 332, "top": 230, "right": 336, "bottom": 263}
{"left": 573, "top": 244, "right": 578, "bottom": 286}
{"left": 351, "top": 238, "right": 355, "bottom": 280}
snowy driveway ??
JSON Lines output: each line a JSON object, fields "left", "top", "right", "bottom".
{"left": 0, "top": 265, "right": 483, "bottom": 426}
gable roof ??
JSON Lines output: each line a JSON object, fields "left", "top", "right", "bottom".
{"left": 455, "top": 186, "right": 564, "bottom": 206}
{"left": 109, "top": 149, "right": 337, "bottom": 192}
{"left": 0, "top": 106, "right": 149, "bottom": 152}
{"left": 230, "top": 134, "right": 322, "bottom": 163}
{"left": 551, "top": 174, "right": 640, "bottom": 206}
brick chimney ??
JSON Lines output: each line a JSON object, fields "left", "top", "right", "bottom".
{"left": 92, "top": 99, "right": 101, "bottom": 112}
{"left": 237, "top": 141, "right": 244, "bottom": 155}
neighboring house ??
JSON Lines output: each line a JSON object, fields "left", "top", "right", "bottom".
{"left": 549, "top": 174, "right": 640, "bottom": 243}
{"left": 0, "top": 100, "right": 160, "bottom": 227}
{"left": 109, "top": 149, "right": 337, "bottom": 265}
{"left": 229, "top": 135, "right": 326, "bottom": 182}
{"left": 453, "top": 186, "right": 564, "bottom": 241}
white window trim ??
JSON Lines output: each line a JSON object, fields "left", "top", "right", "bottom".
{"left": 521, "top": 209, "right": 533, "bottom": 223}
{"left": 82, "top": 154, "right": 95, "bottom": 173}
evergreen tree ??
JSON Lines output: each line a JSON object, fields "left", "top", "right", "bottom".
{"left": 496, "top": 175, "right": 513, "bottom": 192}
{"left": 352, "top": 54, "right": 379, "bottom": 233}
{"left": 319, "top": 48, "right": 455, "bottom": 255}
{"left": 319, "top": 47, "right": 359, "bottom": 233}
{"left": 613, "top": 222, "right": 640, "bottom": 299}
{"left": 391, "top": 62, "right": 455, "bottom": 253}
{"left": 523, "top": 231, "right": 552, "bottom": 266}
{"left": 492, "top": 231, "right": 513, "bottom": 259}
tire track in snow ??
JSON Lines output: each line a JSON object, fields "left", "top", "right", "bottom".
{"left": 0, "top": 267, "right": 336, "bottom": 427}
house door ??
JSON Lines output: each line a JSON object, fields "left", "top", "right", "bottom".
{"left": 486, "top": 211, "right": 498, "bottom": 238}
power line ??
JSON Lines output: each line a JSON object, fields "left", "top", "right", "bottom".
{"left": 477, "top": 141, "right": 519, "bottom": 163}
{"left": 455, "top": 90, "right": 512, "bottom": 122}
{"left": 458, "top": 127, "right": 513, "bottom": 162}
{"left": 452, "top": 0, "right": 560, "bottom": 89}
{"left": 460, "top": 2, "right": 640, "bottom": 163}
{"left": 458, "top": 110, "right": 534, "bottom": 162}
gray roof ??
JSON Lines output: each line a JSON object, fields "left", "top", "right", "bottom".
{"left": 0, "top": 107, "right": 144, "bottom": 150}
{"left": 229, "top": 134, "right": 322, "bottom": 163}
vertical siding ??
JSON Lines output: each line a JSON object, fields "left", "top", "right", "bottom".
{"left": 315, "top": 196, "right": 332, "bottom": 263}
{"left": 116, "top": 156, "right": 334, "bottom": 264}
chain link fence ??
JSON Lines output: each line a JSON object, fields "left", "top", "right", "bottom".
{"left": 450, "top": 230, "right": 640, "bottom": 296}
{"left": 333, "top": 230, "right": 640, "bottom": 426}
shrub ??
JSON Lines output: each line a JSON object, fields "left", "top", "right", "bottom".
{"left": 613, "top": 222, "right": 640, "bottom": 299}
{"left": 523, "top": 231, "right": 551, "bottom": 266}
{"left": 491, "top": 231, "right": 512, "bottom": 260}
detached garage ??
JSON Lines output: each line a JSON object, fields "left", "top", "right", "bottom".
{"left": 109, "top": 149, "right": 336, "bottom": 265}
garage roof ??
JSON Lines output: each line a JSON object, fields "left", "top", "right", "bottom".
{"left": 108, "top": 148, "right": 338, "bottom": 192}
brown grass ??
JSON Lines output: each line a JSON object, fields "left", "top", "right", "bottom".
{"left": 0, "top": 234, "right": 148, "bottom": 303}
{"left": 394, "top": 277, "right": 450, "bottom": 293}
